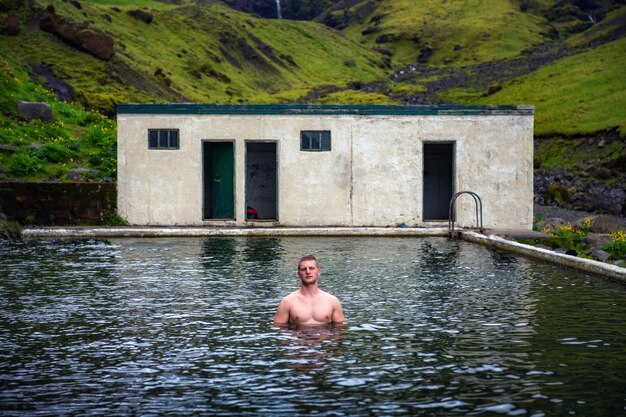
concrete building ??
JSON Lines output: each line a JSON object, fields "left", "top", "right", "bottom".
{"left": 116, "top": 104, "right": 534, "bottom": 229}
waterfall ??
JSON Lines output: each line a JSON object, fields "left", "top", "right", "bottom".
{"left": 275, "top": 0, "right": 282, "bottom": 19}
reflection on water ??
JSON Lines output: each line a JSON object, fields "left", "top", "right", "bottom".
{"left": 1, "top": 237, "right": 625, "bottom": 416}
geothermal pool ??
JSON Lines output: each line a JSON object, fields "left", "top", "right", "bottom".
{"left": 1, "top": 237, "right": 625, "bottom": 416}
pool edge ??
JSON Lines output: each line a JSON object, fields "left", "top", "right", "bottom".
{"left": 20, "top": 226, "right": 450, "bottom": 238}
{"left": 461, "top": 231, "right": 626, "bottom": 284}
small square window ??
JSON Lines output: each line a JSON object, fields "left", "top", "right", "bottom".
{"left": 301, "top": 131, "right": 331, "bottom": 151}
{"left": 148, "top": 129, "right": 180, "bottom": 150}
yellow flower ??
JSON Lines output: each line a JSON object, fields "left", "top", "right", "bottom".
{"left": 611, "top": 230, "right": 626, "bottom": 243}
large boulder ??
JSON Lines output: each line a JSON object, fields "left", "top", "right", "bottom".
{"left": 127, "top": 9, "right": 153, "bottom": 24}
{"left": 39, "top": 6, "right": 115, "bottom": 61}
{"left": 576, "top": 214, "right": 626, "bottom": 233}
{"left": 582, "top": 233, "right": 613, "bottom": 249}
{"left": 536, "top": 217, "right": 568, "bottom": 232}
{"left": 585, "top": 183, "right": 625, "bottom": 216}
{"left": 17, "top": 101, "right": 54, "bottom": 123}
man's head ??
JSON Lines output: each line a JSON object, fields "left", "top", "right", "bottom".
{"left": 297, "top": 255, "right": 320, "bottom": 285}
{"left": 298, "top": 255, "right": 318, "bottom": 269}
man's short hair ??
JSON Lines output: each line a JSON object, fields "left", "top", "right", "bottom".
{"left": 298, "top": 255, "right": 318, "bottom": 268}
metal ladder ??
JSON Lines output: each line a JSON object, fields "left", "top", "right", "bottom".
{"left": 448, "top": 191, "right": 484, "bottom": 238}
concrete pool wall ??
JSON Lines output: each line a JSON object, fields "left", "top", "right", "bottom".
{"left": 20, "top": 226, "right": 626, "bottom": 283}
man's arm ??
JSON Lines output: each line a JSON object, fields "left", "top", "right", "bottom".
{"left": 273, "top": 297, "right": 290, "bottom": 325}
{"left": 331, "top": 296, "right": 345, "bottom": 324}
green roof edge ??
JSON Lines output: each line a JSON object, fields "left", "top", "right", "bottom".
{"left": 117, "top": 103, "right": 534, "bottom": 116}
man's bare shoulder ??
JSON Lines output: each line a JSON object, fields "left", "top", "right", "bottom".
{"left": 320, "top": 290, "right": 341, "bottom": 303}
{"left": 280, "top": 290, "right": 301, "bottom": 303}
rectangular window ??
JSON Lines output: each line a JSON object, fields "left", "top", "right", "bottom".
{"left": 148, "top": 129, "right": 179, "bottom": 149}
{"left": 300, "top": 130, "right": 331, "bottom": 151}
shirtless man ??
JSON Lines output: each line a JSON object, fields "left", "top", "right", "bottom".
{"left": 273, "top": 255, "right": 345, "bottom": 326}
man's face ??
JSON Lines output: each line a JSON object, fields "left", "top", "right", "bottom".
{"left": 298, "top": 260, "right": 320, "bottom": 285}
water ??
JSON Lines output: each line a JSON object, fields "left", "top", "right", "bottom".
{"left": 1, "top": 237, "right": 625, "bottom": 416}
{"left": 275, "top": 0, "right": 282, "bottom": 19}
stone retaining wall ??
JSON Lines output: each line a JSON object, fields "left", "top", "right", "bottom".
{"left": 0, "top": 182, "right": 116, "bottom": 225}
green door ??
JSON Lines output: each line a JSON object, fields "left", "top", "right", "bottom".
{"left": 203, "top": 142, "right": 234, "bottom": 219}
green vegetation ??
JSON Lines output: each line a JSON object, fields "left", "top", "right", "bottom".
{"left": 539, "top": 221, "right": 594, "bottom": 254}
{"left": 317, "top": 90, "right": 397, "bottom": 104}
{"left": 0, "top": 218, "right": 21, "bottom": 239}
{"left": 99, "top": 214, "right": 128, "bottom": 226}
{"left": 341, "top": 0, "right": 552, "bottom": 67}
{"left": 0, "top": 51, "right": 116, "bottom": 180}
{"left": 604, "top": 230, "right": 626, "bottom": 260}
{"left": 523, "top": 220, "right": 626, "bottom": 263}
{"left": 469, "top": 37, "right": 626, "bottom": 137}
{"left": 535, "top": 136, "right": 625, "bottom": 174}
{"left": 3, "top": 0, "right": 386, "bottom": 109}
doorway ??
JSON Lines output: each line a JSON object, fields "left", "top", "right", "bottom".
{"left": 203, "top": 141, "right": 234, "bottom": 219}
{"left": 423, "top": 142, "right": 454, "bottom": 220}
{"left": 245, "top": 141, "right": 277, "bottom": 220}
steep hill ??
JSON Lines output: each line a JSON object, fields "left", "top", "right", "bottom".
{"left": 8, "top": 0, "right": 388, "bottom": 108}
{"left": 323, "top": 0, "right": 621, "bottom": 65}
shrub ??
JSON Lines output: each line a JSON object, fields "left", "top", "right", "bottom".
{"left": 34, "top": 142, "right": 76, "bottom": 163}
{"left": 8, "top": 152, "right": 44, "bottom": 177}
{"left": 603, "top": 230, "right": 626, "bottom": 260}
{"left": 88, "top": 145, "right": 117, "bottom": 178}
{"left": 540, "top": 219, "right": 594, "bottom": 252}
{"left": 100, "top": 214, "right": 128, "bottom": 226}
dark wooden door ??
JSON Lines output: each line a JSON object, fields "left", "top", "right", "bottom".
{"left": 423, "top": 143, "right": 454, "bottom": 220}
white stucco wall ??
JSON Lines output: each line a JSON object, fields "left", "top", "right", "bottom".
{"left": 117, "top": 106, "right": 533, "bottom": 229}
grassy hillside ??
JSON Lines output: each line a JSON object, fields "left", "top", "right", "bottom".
{"left": 2, "top": 0, "right": 388, "bottom": 110}
{"left": 339, "top": 0, "right": 554, "bottom": 67}
{"left": 0, "top": 50, "right": 116, "bottom": 181}
{"left": 484, "top": 38, "right": 625, "bottom": 137}
{"left": 435, "top": 6, "right": 626, "bottom": 138}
